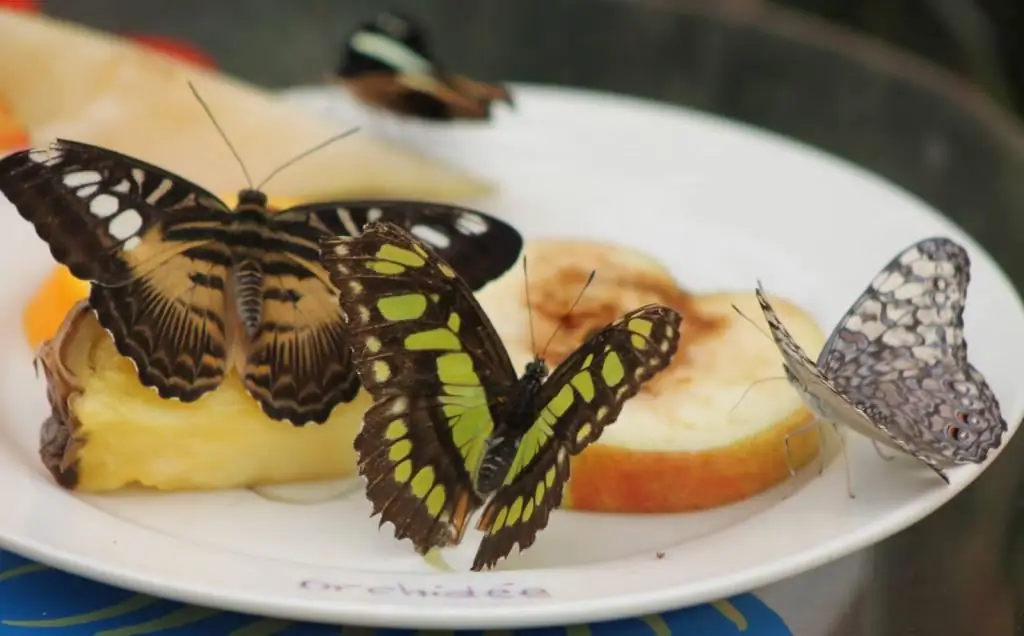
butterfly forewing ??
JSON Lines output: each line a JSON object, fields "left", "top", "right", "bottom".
{"left": 0, "top": 139, "right": 232, "bottom": 285}
{"left": 320, "top": 221, "right": 520, "bottom": 553}
{"left": 472, "top": 304, "right": 682, "bottom": 571}
{"left": 815, "top": 238, "right": 1005, "bottom": 465}
{"left": 273, "top": 200, "right": 523, "bottom": 291}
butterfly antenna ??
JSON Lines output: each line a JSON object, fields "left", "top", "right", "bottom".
{"left": 255, "top": 127, "right": 361, "bottom": 192}
{"left": 728, "top": 376, "right": 788, "bottom": 415}
{"left": 731, "top": 303, "right": 775, "bottom": 344}
{"left": 523, "top": 255, "right": 538, "bottom": 356}
{"left": 188, "top": 80, "right": 254, "bottom": 189}
{"left": 539, "top": 270, "right": 596, "bottom": 359}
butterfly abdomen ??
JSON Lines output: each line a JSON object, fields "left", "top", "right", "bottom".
{"left": 476, "top": 359, "right": 549, "bottom": 493}
{"left": 232, "top": 259, "right": 263, "bottom": 340}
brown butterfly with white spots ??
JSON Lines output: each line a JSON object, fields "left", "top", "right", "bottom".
{"left": 0, "top": 138, "right": 523, "bottom": 425}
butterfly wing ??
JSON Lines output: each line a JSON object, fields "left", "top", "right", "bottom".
{"left": 235, "top": 201, "right": 522, "bottom": 425}
{"left": 816, "top": 237, "right": 1006, "bottom": 466}
{"left": 472, "top": 304, "right": 682, "bottom": 571}
{"left": 320, "top": 221, "right": 520, "bottom": 553}
{"left": 753, "top": 287, "right": 904, "bottom": 447}
{"left": 274, "top": 200, "right": 523, "bottom": 291}
{"left": 0, "top": 139, "right": 231, "bottom": 283}
{"left": 0, "top": 140, "right": 237, "bottom": 402}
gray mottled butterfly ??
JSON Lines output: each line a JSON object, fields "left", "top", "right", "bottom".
{"left": 752, "top": 236, "right": 1007, "bottom": 486}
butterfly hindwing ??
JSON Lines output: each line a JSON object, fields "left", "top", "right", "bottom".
{"left": 472, "top": 304, "right": 682, "bottom": 571}
{"left": 89, "top": 245, "right": 232, "bottom": 401}
{"left": 0, "top": 138, "right": 232, "bottom": 285}
{"left": 320, "top": 221, "right": 520, "bottom": 552}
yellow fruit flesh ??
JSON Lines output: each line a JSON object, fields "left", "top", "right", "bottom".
{"left": 45, "top": 306, "right": 367, "bottom": 492}
{"left": 27, "top": 195, "right": 366, "bottom": 492}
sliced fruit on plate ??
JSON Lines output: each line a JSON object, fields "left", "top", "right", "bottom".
{"left": 27, "top": 233, "right": 824, "bottom": 508}
{"left": 0, "top": 10, "right": 494, "bottom": 202}
{"left": 474, "top": 240, "right": 826, "bottom": 513}
{"left": 36, "top": 299, "right": 369, "bottom": 492}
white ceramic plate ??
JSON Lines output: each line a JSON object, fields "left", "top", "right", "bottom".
{"left": 1, "top": 83, "right": 1021, "bottom": 630}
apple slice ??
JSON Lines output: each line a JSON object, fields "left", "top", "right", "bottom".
{"left": 474, "top": 240, "right": 826, "bottom": 512}
{"left": 0, "top": 10, "right": 493, "bottom": 202}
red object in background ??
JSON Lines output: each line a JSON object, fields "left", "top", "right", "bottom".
{"left": 128, "top": 34, "right": 218, "bottom": 70}
{"left": 0, "top": 0, "right": 39, "bottom": 12}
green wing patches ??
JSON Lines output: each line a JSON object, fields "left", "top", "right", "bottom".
{"left": 472, "top": 304, "right": 683, "bottom": 571}
{"left": 320, "top": 223, "right": 683, "bottom": 570}
{"left": 320, "top": 222, "right": 520, "bottom": 554}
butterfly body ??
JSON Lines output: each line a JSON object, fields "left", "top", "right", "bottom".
{"left": 335, "top": 11, "right": 512, "bottom": 121}
{"left": 475, "top": 357, "right": 550, "bottom": 494}
{"left": 754, "top": 237, "right": 1007, "bottom": 482}
{"left": 320, "top": 222, "right": 682, "bottom": 570}
{"left": 0, "top": 139, "right": 523, "bottom": 426}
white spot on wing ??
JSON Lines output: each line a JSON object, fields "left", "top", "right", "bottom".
{"left": 910, "top": 259, "right": 938, "bottom": 277}
{"left": 111, "top": 179, "right": 131, "bottom": 194}
{"left": 873, "top": 271, "right": 905, "bottom": 294}
{"left": 77, "top": 184, "right": 98, "bottom": 198}
{"left": 89, "top": 194, "right": 119, "bottom": 218}
{"left": 145, "top": 178, "right": 175, "bottom": 205}
{"left": 122, "top": 237, "right": 142, "bottom": 251}
{"left": 108, "top": 209, "right": 143, "bottom": 240}
{"left": 62, "top": 171, "right": 101, "bottom": 188}
{"left": 335, "top": 207, "right": 360, "bottom": 236}
{"left": 28, "top": 147, "right": 62, "bottom": 166}
{"left": 893, "top": 281, "right": 926, "bottom": 300}
{"left": 455, "top": 212, "right": 488, "bottom": 235}
{"left": 410, "top": 224, "right": 451, "bottom": 249}
{"left": 367, "top": 208, "right": 383, "bottom": 223}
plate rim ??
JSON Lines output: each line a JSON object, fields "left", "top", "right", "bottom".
{"left": 1, "top": 82, "right": 1021, "bottom": 630}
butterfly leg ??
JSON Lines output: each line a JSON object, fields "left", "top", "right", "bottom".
{"left": 833, "top": 423, "right": 856, "bottom": 499}
{"left": 871, "top": 440, "right": 895, "bottom": 462}
{"left": 783, "top": 419, "right": 822, "bottom": 477}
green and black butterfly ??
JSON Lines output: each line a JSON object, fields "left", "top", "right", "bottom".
{"left": 0, "top": 139, "right": 523, "bottom": 425}
{"left": 319, "top": 221, "right": 682, "bottom": 570}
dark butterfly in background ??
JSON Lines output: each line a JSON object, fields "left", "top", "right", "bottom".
{"left": 334, "top": 11, "right": 513, "bottom": 122}
{"left": 319, "top": 221, "right": 682, "bottom": 570}
{"left": 0, "top": 138, "right": 523, "bottom": 426}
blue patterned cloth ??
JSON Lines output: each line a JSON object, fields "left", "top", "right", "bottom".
{"left": 0, "top": 551, "right": 791, "bottom": 635}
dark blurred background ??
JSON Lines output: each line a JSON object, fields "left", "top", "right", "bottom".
{"left": 33, "top": 0, "right": 1024, "bottom": 289}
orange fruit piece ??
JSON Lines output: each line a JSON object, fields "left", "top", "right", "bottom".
{"left": 24, "top": 265, "right": 87, "bottom": 351}
{"left": 0, "top": 99, "right": 28, "bottom": 150}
